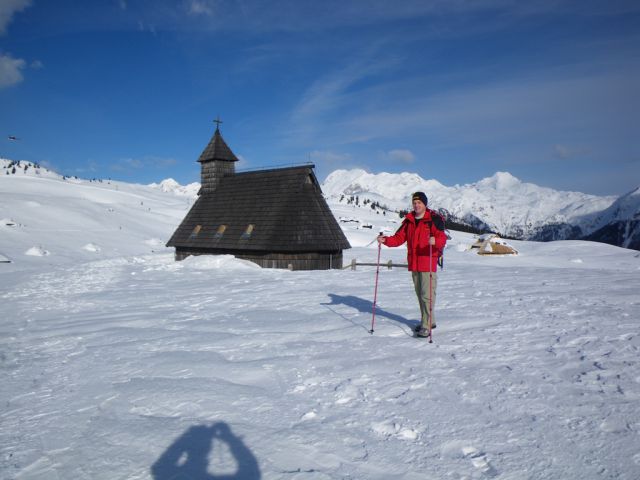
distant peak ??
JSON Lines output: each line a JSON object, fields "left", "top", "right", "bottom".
{"left": 477, "top": 171, "right": 521, "bottom": 190}
{"left": 159, "top": 178, "right": 178, "bottom": 187}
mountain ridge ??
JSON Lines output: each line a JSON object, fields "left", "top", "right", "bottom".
{"left": 2, "top": 158, "right": 637, "bottom": 250}
{"left": 321, "top": 169, "right": 638, "bottom": 250}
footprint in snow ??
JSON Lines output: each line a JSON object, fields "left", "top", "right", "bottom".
{"left": 462, "top": 446, "right": 498, "bottom": 477}
{"left": 300, "top": 411, "right": 317, "bottom": 421}
{"left": 334, "top": 382, "right": 360, "bottom": 405}
{"left": 371, "top": 420, "right": 419, "bottom": 441}
{"left": 599, "top": 417, "right": 629, "bottom": 433}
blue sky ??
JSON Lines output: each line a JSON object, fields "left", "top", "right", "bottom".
{"left": 1, "top": 0, "right": 638, "bottom": 196}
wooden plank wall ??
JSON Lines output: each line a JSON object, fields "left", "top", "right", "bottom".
{"left": 175, "top": 248, "right": 343, "bottom": 270}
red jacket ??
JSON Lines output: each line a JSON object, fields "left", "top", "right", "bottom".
{"left": 383, "top": 210, "right": 447, "bottom": 272}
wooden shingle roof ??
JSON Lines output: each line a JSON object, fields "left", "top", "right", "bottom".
{"left": 198, "top": 128, "right": 239, "bottom": 163}
{"left": 167, "top": 165, "right": 350, "bottom": 252}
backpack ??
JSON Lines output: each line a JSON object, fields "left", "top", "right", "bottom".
{"left": 429, "top": 209, "right": 445, "bottom": 232}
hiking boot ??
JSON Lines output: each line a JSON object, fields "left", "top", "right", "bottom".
{"left": 414, "top": 324, "right": 436, "bottom": 333}
{"left": 416, "top": 328, "right": 430, "bottom": 338}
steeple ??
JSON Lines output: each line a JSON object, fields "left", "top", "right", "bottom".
{"left": 198, "top": 118, "right": 238, "bottom": 194}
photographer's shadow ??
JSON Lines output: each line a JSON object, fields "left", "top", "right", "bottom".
{"left": 151, "top": 422, "right": 261, "bottom": 480}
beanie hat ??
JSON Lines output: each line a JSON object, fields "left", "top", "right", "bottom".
{"left": 412, "top": 191, "right": 428, "bottom": 206}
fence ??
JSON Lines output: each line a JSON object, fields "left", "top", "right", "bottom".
{"left": 344, "top": 258, "right": 408, "bottom": 270}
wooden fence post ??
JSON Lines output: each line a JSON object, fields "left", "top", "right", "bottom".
{"left": 351, "top": 258, "right": 357, "bottom": 270}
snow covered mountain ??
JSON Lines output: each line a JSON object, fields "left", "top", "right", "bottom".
{"left": 148, "top": 178, "right": 201, "bottom": 197}
{"left": 322, "top": 168, "right": 640, "bottom": 250}
{"left": 583, "top": 187, "right": 640, "bottom": 250}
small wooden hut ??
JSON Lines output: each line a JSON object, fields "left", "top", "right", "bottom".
{"left": 166, "top": 124, "right": 350, "bottom": 270}
{"left": 471, "top": 234, "right": 518, "bottom": 255}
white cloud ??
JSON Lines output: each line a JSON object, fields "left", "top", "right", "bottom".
{"left": 553, "top": 144, "right": 590, "bottom": 160}
{"left": 234, "top": 154, "right": 250, "bottom": 171}
{"left": 137, "top": 21, "right": 157, "bottom": 34}
{"left": 292, "top": 49, "right": 398, "bottom": 124}
{"left": 188, "top": 0, "right": 215, "bottom": 16}
{"left": 335, "top": 61, "right": 639, "bottom": 157}
{"left": 387, "top": 149, "right": 415, "bottom": 164}
{"left": 0, "top": 1, "right": 31, "bottom": 88}
{"left": 151, "top": 0, "right": 640, "bottom": 36}
{"left": 0, "top": 0, "right": 31, "bottom": 35}
{"left": 0, "top": 53, "right": 26, "bottom": 88}
{"left": 287, "top": 46, "right": 401, "bottom": 146}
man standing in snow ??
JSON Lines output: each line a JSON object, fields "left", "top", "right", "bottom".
{"left": 377, "top": 192, "right": 447, "bottom": 338}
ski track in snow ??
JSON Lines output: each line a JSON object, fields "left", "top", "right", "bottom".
{"left": 2, "top": 244, "right": 640, "bottom": 480}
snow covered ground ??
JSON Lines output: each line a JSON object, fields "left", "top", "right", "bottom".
{"left": 2, "top": 171, "right": 640, "bottom": 479}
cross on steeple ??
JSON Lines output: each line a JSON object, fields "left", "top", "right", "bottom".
{"left": 213, "top": 116, "right": 223, "bottom": 131}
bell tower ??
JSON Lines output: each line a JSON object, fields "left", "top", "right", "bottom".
{"left": 197, "top": 117, "right": 238, "bottom": 194}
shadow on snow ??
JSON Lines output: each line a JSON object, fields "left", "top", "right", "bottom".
{"left": 151, "top": 422, "right": 261, "bottom": 480}
{"left": 323, "top": 293, "right": 416, "bottom": 331}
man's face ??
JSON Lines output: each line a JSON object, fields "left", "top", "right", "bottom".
{"left": 412, "top": 199, "right": 426, "bottom": 216}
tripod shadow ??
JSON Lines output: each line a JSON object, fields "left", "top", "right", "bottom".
{"left": 151, "top": 422, "right": 261, "bottom": 480}
{"left": 323, "top": 293, "right": 416, "bottom": 330}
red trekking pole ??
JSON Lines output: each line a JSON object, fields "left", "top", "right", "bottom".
{"left": 428, "top": 240, "right": 434, "bottom": 343}
{"left": 370, "top": 232, "right": 383, "bottom": 334}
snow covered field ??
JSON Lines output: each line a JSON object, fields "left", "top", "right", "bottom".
{"left": 2, "top": 170, "right": 640, "bottom": 479}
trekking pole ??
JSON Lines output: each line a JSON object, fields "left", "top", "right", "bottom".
{"left": 428, "top": 240, "right": 434, "bottom": 344}
{"left": 364, "top": 237, "right": 378, "bottom": 247}
{"left": 370, "top": 232, "right": 383, "bottom": 334}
